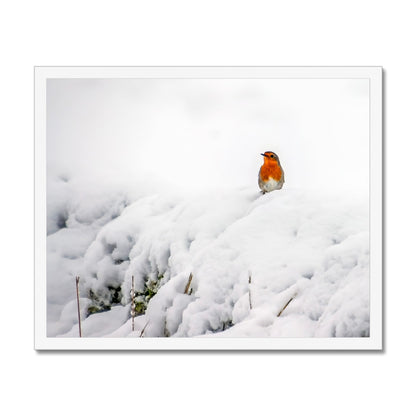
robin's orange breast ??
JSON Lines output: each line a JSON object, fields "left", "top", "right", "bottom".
{"left": 260, "top": 163, "right": 283, "bottom": 182}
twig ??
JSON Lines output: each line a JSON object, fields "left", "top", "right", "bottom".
{"left": 277, "top": 295, "right": 296, "bottom": 317}
{"left": 184, "top": 273, "right": 193, "bottom": 295}
{"left": 248, "top": 273, "right": 253, "bottom": 310}
{"left": 139, "top": 321, "right": 149, "bottom": 337}
{"left": 130, "top": 275, "right": 135, "bottom": 332}
{"left": 75, "top": 276, "right": 82, "bottom": 337}
{"left": 164, "top": 318, "right": 170, "bottom": 337}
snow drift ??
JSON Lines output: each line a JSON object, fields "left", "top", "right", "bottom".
{"left": 47, "top": 176, "right": 369, "bottom": 338}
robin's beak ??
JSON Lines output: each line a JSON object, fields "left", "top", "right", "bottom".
{"left": 261, "top": 153, "right": 266, "bottom": 157}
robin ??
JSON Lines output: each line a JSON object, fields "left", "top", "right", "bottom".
{"left": 258, "top": 151, "right": 285, "bottom": 194}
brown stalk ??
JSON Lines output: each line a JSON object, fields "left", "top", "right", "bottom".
{"left": 248, "top": 273, "right": 253, "bottom": 310}
{"left": 75, "top": 276, "right": 82, "bottom": 337}
{"left": 277, "top": 295, "right": 296, "bottom": 317}
{"left": 184, "top": 273, "right": 193, "bottom": 295}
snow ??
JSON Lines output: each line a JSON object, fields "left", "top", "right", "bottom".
{"left": 47, "top": 175, "right": 369, "bottom": 338}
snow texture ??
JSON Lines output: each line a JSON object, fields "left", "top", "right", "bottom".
{"left": 47, "top": 176, "right": 369, "bottom": 338}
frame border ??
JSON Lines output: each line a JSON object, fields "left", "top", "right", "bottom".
{"left": 34, "top": 66, "right": 383, "bottom": 350}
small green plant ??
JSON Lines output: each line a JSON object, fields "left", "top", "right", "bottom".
{"left": 86, "top": 286, "right": 118, "bottom": 316}
{"left": 131, "top": 274, "right": 164, "bottom": 316}
{"left": 86, "top": 274, "right": 164, "bottom": 318}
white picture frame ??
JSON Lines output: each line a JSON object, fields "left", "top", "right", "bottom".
{"left": 35, "top": 66, "right": 383, "bottom": 350}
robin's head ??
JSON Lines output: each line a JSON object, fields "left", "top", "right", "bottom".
{"left": 261, "top": 151, "right": 280, "bottom": 164}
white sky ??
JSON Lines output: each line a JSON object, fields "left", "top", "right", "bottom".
{"left": 47, "top": 78, "right": 369, "bottom": 195}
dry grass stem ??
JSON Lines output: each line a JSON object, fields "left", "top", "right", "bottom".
{"left": 75, "top": 276, "right": 82, "bottom": 337}
{"left": 139, "top": 321, "right": 149, "bottom": 337}
{"left": 184, "top": 273, "right": 193, "bottom": 295}
{"left": 131, "top": 275, "right": 135, "bottom": 332}
{"left": 277, "top": 295, "right": 296, "bottom": 317}
{"left": 248, "top": 273, "right": 253, "bottom": 310}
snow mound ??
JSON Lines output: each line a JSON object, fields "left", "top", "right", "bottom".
{"left": 47, "top": 179, "right": 369, "bottom": 338}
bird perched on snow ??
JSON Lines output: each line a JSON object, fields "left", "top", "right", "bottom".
{"left": 258, "top": 151, "right": 285, "bottom": 194}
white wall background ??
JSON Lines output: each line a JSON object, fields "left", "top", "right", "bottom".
{"left": 0, "top": 1, "right": 413, "bottom": 416}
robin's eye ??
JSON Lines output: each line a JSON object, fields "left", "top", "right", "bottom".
{"left": 270, "top": 155, "right": 274, "bottom": 158}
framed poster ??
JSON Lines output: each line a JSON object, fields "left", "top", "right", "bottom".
{"left": 34, "top": 66, "right": 382, "bottom": 350}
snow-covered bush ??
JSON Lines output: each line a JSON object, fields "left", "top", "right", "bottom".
{"left": 47, "top": 176, "right": 369, "bottom": 338}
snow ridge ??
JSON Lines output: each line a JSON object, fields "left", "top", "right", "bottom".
{"left": 47, "top": 179, "right": 369, "bottom": 338}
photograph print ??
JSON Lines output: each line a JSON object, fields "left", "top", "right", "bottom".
{"left": 35, "top": 66, "right": 382, "bottom": 350}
